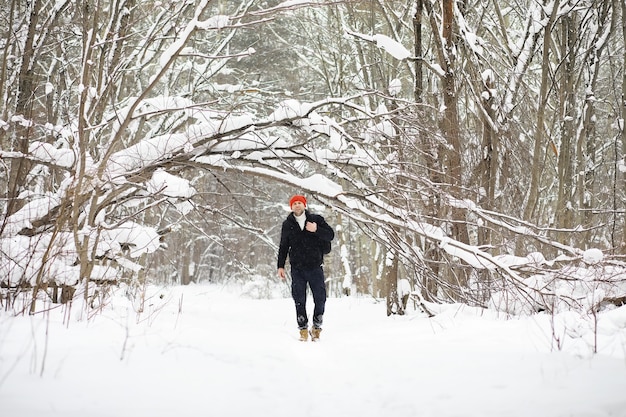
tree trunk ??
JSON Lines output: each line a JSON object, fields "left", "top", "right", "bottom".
{"left": 555, "top": 14, "right": 577, "bottom": 239}
{"left": 6, "top": 0, "right": 42, "bottom": 217}
{"left": 622, "top": 0, "right": 626, "bottom": 253}
{"left": 337, "top": 213, "right": 353, "bottom": 295}
{"left": 413, "top": 0, "right": 423, "bottom": 101}
{"left": 413, "top": 0, "right": 441, "bottom": 301}
{"left": 575, "top": 0, "right": 612, "bottom": 248}
{"left": 441, "top": 0, "right": 469, "bottom": 292}
{"left": 384, "top": 253, "right": 403, "bottom": 316}
{"left": 478, "top": 71, "right": 498, "bottom": 246}
{"left": 523, "top": 0, "right": 561, "bottom": 223}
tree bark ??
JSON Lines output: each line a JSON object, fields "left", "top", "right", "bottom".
{"left": 555, "top": 14, "right": 577, "bottom": 244}
{"left": 413, "top": 0, "right": 441, "bottom": 300}
{"left": 384, "top": 253, "right": 403, "bottom": 316}
{"left": 523, "top": 0, "right": 561, "bottom": 222}
{"left": 478, "top": 72, "right": 498, "bottom": 246}
{"left": 441, "top": 0, "right": 469, "bottom": 292}
{"left": 6, "top": 0, "right": 42, "bottom": 217}
{"left": 622, "top": 0, "right": 626, "bottom": 253}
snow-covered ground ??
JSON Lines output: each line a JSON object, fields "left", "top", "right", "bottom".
{"left": 1, "top": 283, "right": 626, "bottom": 417}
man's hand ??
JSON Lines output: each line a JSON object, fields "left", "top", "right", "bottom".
{"left": 278, "top": 268, "right": 286, "bottom": 280}
{"left": 305, "top": 221, "right": 317, "bottom": 233}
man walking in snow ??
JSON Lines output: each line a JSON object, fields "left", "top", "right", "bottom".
{"left": 278, "top": 195, "right": 334, "bottom": 341}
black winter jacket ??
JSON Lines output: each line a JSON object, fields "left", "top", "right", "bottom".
{"left": 277, "top": 210, "right": 334, "bottom": 270}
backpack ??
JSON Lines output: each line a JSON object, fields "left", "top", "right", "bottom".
{"left": 322, "top": 239, "right": 332, "bottom": 255}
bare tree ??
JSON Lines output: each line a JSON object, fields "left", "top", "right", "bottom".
{"left": 621, "top": 0, "right": 626, "bottom": 253}
{"left": 0, "top": 0, "right": 624, "bottom": 317}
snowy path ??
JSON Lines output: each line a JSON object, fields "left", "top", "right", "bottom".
{"left": 1, "top": 284, "right": 626, "bottom": 417}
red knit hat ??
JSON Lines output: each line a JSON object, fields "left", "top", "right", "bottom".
{"left": 289, "top": 195, "right": 307, "bottom": 208}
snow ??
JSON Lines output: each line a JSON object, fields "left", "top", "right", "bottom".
{"left": 10, "top": 114, "right": 33, "bottom": 127}
{"left": 388, "top": 78, "right": 402, "bottom": 96}
{"left": 583, "top": 248, "right": 604, "bottom": 265}
{"left": 276, "top": 0, "right": 314, "bottom": 7}
{"left": 1, "top": 283, "right": 625, "bottom": 417}
{"left": 372, "top": 34, "right": 412, "bottom": 60}
{"left": 9, "top": 127, "right": 624, "bottom": 321}
{"left": 29, "top": 141, "right": 75, "bottom": 168}
{"left": 98, "top": 221, "right": 162, "bottom": 259}
{"left": 269, "top": 99, "right": 313, "bottom": 120}
{"left": 297, "top": 173, "right": 343, "bottom": 197}
{"left": 346, "top": 31, "right": 412, "bottom": 60}
{"left": 2, "top": 6, "right": 626, "bottom": 415}
{"left": 197, "top": 14, "right": 231, "bottom": 30}
{"left": 157, "top": 0, "right": 208, "bottom": 68}
{"left": 146, "top": 169, "right": 196, "bottom": 199}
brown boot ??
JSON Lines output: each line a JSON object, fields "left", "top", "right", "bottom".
{"left": 310, "top": 327, "right": 322, "bottom": 341}
{"left": 299, "top": 328, "right": 309, "bottom": 341}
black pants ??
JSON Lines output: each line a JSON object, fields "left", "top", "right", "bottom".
{"left": 291, "top": 266, "right": 326, "bottom": 330}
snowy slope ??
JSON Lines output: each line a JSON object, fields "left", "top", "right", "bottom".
{"left": 1, "top": 284, "right": 625, "bottom": 417}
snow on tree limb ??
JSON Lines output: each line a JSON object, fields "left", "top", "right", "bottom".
{"left": 245, "top": 0, "right": 346, "bottom": 17}
{"left": 346, "top": 30, "right": 413, "bottom": 61}
{"left": 189, "top": 155, "right": 529, "bottom": 286}
{"left": 6, "top": 88, "right": 590, "bottom": 289}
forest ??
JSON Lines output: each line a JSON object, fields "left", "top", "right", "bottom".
{"left": 1, "top": 0, "right": 625, "bottom": 319}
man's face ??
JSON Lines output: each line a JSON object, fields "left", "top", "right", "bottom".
{"left": 291, "top": 201, "right": 305, "bottom": 216}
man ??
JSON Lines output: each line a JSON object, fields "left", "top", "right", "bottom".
{"left": 277, "top": 194, "right": 334, "bottom": 341}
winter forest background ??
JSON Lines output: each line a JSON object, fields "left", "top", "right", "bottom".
{"left": 1, "top": 0, "right": 626, "bottom": 332}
